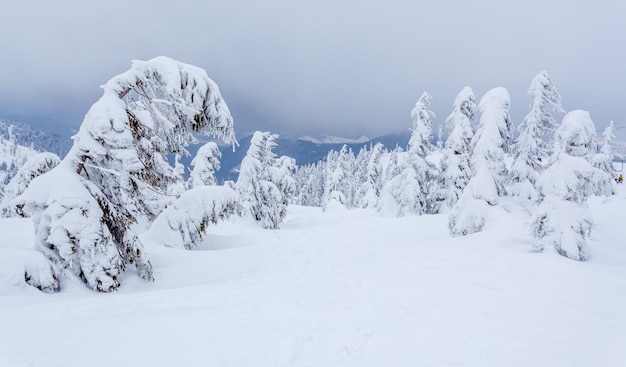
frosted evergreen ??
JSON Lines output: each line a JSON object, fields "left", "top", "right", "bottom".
{"left": 439, "top": 87, "right": 476, "bottom": 209}
{"left": 531, "top": 110, "right": 613, "bottom": 260}
{"left": 237, "top": 131, "right": 295, "bottom": 229}
{"left": 449, "top": 87, "right": 511, "bottom": 236}
{"left": 13, "top": 57, "right": 236, "bottom": 292}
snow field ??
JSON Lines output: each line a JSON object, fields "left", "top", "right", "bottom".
{"left": 1, "top": 188, "right": 626, "bottom": 366}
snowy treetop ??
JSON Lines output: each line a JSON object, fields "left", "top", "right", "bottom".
{"left": 103, "top": 56, "right": 236, "bottom": 147}
{"left": 452, "top": 86, "right": 477, "bottom": 123}
{"left": 556, "top": 110, "right": 597, "bottom": 157}
{"left": 527, "top": 70, "right": 565, "bottom": 113}
{"left": 474, "top": 87, "right": 511, "bottom": 154}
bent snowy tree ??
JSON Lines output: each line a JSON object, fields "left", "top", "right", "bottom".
{"left": 14, "top": 57, "right": 236, "bottom": 292}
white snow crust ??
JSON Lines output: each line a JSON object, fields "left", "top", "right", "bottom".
{"left": 2, "top": 185, "right": 626, "bottom": 366}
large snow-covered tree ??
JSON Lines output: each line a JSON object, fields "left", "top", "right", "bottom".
{"left": 439, "top": 86, "right": 476, "bottom": 209}
{"left": 531, "top": 110, "right": 612, "bottom": 260}
{"left": 237, "top": 131, "right": 294, "bottom": 229}
{"left": 510, "top": 71, "right": 564, "bottom": 203}
{"left": 13, "top": 57, "right": 236, "bottom": 292}
{"left": 449, "top": 87, "right": 512, "bottom": 236}
{"left": 380, "top": 92, "right": 437, "bottom": 216}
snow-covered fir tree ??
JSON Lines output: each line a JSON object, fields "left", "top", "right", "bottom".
{"left": 531, "top": 110, "right": 613, "bottom": 260}
{"left": 449, "top": 87, "right": 512, "bottom": 236}
{"left": 188, "top": 142, "right": 222, "bottom": 188}
{"left": 0, "top": 152, "right": 60, "bottom": 217}
{"left": 439, "top": 86, "right": 476, "bottom": 210}
{"left": 237, "top": 131, "right": 294, "bottom": 229}
{"left": 352, "top": 146, "right": 371, "bottom": 207}
{"left": 357, "top": 142, "right": 385, "bottom": 209}
{"left": 322, "top": 145, "right": 353, "bottom": 211}
{"left": 591, "top": 121, "right": 617, "bottom": 185}
{"left": 510, "top": 71, "right": 564, "bottom": 204}
{"left": 13, "top": 57, "right": 236, "bottom": 292}
{"left": 271, "top": 155, "right": 297, "bottom": 208}
{"left": 380, "top": 92, "right": 437, "bottom": 216}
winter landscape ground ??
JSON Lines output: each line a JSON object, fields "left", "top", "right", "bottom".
{"left": 1, "top": 185, "right": 625, "bottom": 366}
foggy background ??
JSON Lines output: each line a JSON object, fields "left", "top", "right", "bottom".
{"left": 1, "top": 0, "right": 625, "bottom": 139}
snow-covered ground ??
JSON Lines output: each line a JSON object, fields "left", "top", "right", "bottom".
{"left": 1, "top": 187, "right": 625, "bottom": 366}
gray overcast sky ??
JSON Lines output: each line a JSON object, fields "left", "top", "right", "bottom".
{"left": 1, "top": 0, "right": 625, "bottom": 139}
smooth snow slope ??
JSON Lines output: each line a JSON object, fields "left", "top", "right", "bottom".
{"left": 1, "top": 188, "right": 625, "bottom": 366}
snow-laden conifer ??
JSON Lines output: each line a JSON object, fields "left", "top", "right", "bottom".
{"left": 439, "top": 87, "right": 476, "bottom": 209}
{"left": 322, "top": 146, "right": 353, "bottom": 211}
{"left": 449, "top": 87, "right": 511, "bottom": 236}
{"left": 591, "top": 121, "right": 617, "bottom": 185}
{"left": 380, "top": 92, "right": 436, "bottom": 216}
{"left": 237, "top": 131, "right": 294, "bottom": 228}
{"left": 13, "top": 57, "right": 236, "bottom": 292}
{"left": 510, "top": 71, "right": 564, "bottom": 203}
{"left": 357, "top": 142, "right": 385, "bottom": 209}
{"left": 188, "top": 142, "right": 222, "bottom": 188}
{"left": 1, "top": 152, "right": 60, "bottom": 217}
{"left": 271, "top": 155, "right": 297, "bottom": 208}
{"left": 531, "top": 110, "right": 613, "bottom": 260}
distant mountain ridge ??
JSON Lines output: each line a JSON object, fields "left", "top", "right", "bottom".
{"left": 297, "top": 134, "right": 371, "bottom": 145}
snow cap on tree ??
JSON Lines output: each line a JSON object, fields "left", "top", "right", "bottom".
{"left": 555, "top": 110, "right": 597, "bottom": 157}
{"left": 446, "top": 86, "right": 476, "bottom": 133}
{"left": 527, "top": 71, "right": 564, "bottom": 116}
{"left": 474, "top": 87, "right": 512, "bottom": 154}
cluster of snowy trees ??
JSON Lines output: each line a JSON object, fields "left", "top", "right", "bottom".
{"left": 3, "top": 57, "right": 296, "bottom": 293}
{"left": 0, "top": 61, "right": 619, "bottom": 293}
{"left": 294, "top": 71, "right": 618, "bottom": 261}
